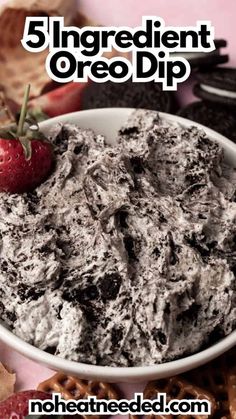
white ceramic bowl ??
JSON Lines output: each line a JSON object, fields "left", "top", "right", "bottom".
{"left": 0, "top": 108, "right": 236, "bottom": 383}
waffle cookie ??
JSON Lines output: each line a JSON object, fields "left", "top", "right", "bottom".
{"left": 185, "top": 348, "right": 236, "bottom": 419}
{"left": 144, "top": 376, "right": 217, "bottom": 419}
{"left": 37, "top": 372, "right": 119, "bottom": 419}
{"left": 227, "top": 367, "right": 236, "bottom": 419}
{"left": 185, "top": 359, "right": 228, "bottom": 418}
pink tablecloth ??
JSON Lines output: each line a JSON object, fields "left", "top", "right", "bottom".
{"left": 0, "top": 0, "right": 235, "bottom": 401}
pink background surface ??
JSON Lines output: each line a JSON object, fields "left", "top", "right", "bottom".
{"left": 0, "top": 0, "right": 235, "bottom": 406}
{"left": 81, "top": 0, "right": 236, "bottom": 66}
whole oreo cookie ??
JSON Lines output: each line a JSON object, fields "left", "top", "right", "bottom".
{"left": 178, "top": 101, "right": 236, "bottom": 142}
{"left": 171, "top": 39, "right": 228, "bottom": 69}
{"left": 81, "top": 80, "right": 173, "bottom": 112}
{"left": 194, "top": 68, "right": 236, "bottom": 107}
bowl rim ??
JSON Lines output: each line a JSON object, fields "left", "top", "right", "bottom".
{"left": 0, "top": 107, "right": 236, "bottom": 381}
{"left": 0, "top": 319, "right": 236, "bottom": 380}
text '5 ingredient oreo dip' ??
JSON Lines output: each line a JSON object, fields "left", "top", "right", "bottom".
{"left": 0, "top": 108, "right": 236, "bottom": 367}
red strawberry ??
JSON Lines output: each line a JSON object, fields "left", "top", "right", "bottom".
{"left": 0, "top": 85, "right": 53, "bottom": 194}
{"left": 0, "top": 139, "right": 53, "bottom": 194}
{"left": 29, "top": 81, "right": 88, "bottom": 118}
{"left": 0, "top": 390, "right": 51, "bottom": 419}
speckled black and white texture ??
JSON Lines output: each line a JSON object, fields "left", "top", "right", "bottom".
{"left": 0, "top": 110, "right": 236, "bottom": 366}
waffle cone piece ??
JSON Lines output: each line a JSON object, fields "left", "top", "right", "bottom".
{"left": 0, "top": 91, "right": 15, "bottom": 127}
{"left": 0, "top": 0, "right": 130, "bottom": 108}
{"left": 0, "top": 0, "right": 98, "bottom": 105}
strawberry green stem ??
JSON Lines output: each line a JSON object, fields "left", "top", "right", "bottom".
{"left": 17, "top": 84, "right": 30, "bottom": 137}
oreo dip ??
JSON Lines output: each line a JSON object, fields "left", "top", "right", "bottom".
{"left": 0, "top": 110, "right": 235, "bottom": 366}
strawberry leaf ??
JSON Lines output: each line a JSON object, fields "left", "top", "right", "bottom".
{"left": 28, "top": 108, "right": 49, "bottom": 123}
{"left": 19, "top": 136, "right": 32, "bottom": 161}
{"left": 26, "top": 128, "right": 48, "bottom": 142}
{"left": 0, "top": 125, "right": 17, "bottom": 140}
{"left": 0, "top": 85, "right": 50, "bottom": 161}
